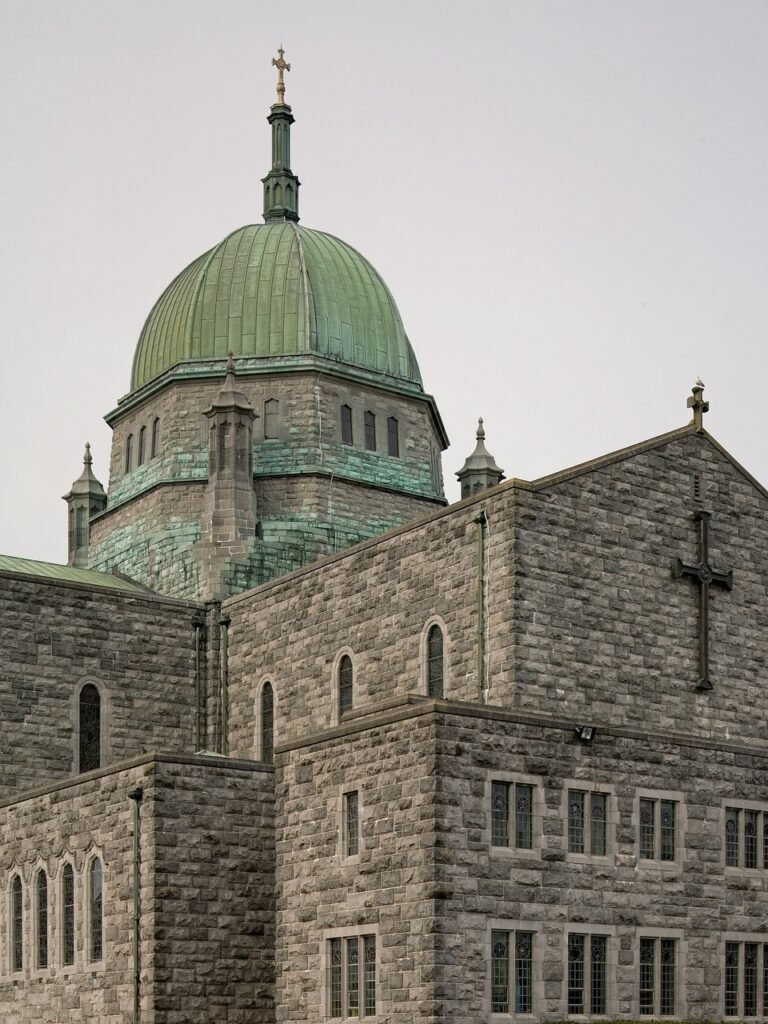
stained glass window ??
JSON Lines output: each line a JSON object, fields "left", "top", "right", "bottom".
{"left": 725, "top": 807, "right": 740, "bottom": 866}
{"left": 744, "top": 942, "right": 758, "bottom": 1016}
{"left": 591, "top": 793, "right": 607, "bottom": 856}
{"left": 62, "top": 863, "right": 75, "bottom": 966}
{"left": 568, "top": 933, "right": 585, "bottom": 1013}
{"left": 261, "top": 682, "right": 274, "bottom": 764}
{"left": 639, "top": 798, "right": 677, "bottom": 861}
{"left": 339, "top": 655, "right": 353, "bottom": 716}
{"left": 568, "top": 791, "right": 585, "bottom": 854}
{"left": 427, "top": 625, "right": 444, "bottom": 698}
{"left": 491, "top": 782, "right": 509, "bottom": 847}
{"left": 591, "top": 935, "right": 607, "bottom": 1014}
{"left": 387, "top": 416, "right": 399, "bottom": 457}
{"left": 79, "top": 683, "right": 101, "bottom": 773}
{"left": 515, "top": 931, "right": 534, "bottom": 1013}
{"left": 11, "top": 875, "right": 23, "bottom": 972}
{"left": 515, "top": 785, "right": 533, "bottom": 849}
{"left": 345, "top": 791, "right": 359, "bottom": 857}
{"left": 89, "top": 858, "right": 103, "bottom": 962}
{"left": 341, "top": 405, "right": 353, "bottom": 446}
{"left": 328, "top": 935, "right": 376, "bottom": 1019}
{"left": 745, "top": 811, "right": 758, "bottom": 869}
{"left": 364, "top": 411, "right": 376, "bottom": 451}
{"left": 725, "top": 942, "right": 739, "bottom": 1017}
{"left": 659, "top": 801, "right": 676, "bottom": 861}
{"left": 639, "top": 937, "right": 655, "bottom": 1015}
{"left": 640, "top": 936, "right": 676, "bottom": 1016}
{"left": 36, "top": 870, "right": 48, "bottom": 969}
{"left": 491, "top": 930, "right": 510, "bottom": 1013}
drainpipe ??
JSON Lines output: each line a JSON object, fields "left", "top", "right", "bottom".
{"left": 220, "top": 616, "right": 231, "bottom": 755}
{"left": 192, "top": 613, "right": 206, "bottom": 752}
{"left": 127, "top": 787, "right": 143, "bottom": 1024}
{"left": 474, "top": 511, "right": 487, "bottom": 702}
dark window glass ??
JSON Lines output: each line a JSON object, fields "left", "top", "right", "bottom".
{"left": 725, "top": 807, "right": 740, "bottom": 866}
{"left": 363, "top": 934, "right": 376, "bottom": 1016}
{"left": 387, "top": 416, "right": 399, "bottom": 457}
{"left": 36, "top": 870, "right": 48, "bottom": 968}
{"left": 659, "top": 938, "right": 676, "bottom": 1015}
{"left": 261, "top": 682, "right": 274, "bottom": 763}
{"left": 89, "top": 858, "right": 103, "bottom": 961}
{"left": 763, "top": 945, "right": 768, "bottom": 1016}
{"left": 639, "top": 798, "right": 655, "bottom": 859}
{"left": 568, "top": 933, "right": 585, "bottom": 1014}
{"left": 491, "top": 930, "right": 510, "bottom": 1013}
{"left": 151, "top": 417, "right": 160, "bottom": 458}
{"left": 426, "top": 624, "right": 443, "bottom": 698}
{"left": 725, "top": 941, "right": 739, "bottom": 1016}
{"left": 745, "top": 810, "right": 758, "bottom": 869}
{"left": 745, "top": 942, "right": 758, "bottom": 1017}
{"left": 347, "top": 936, "right": 359, "bottom": 1018}
{"left": 328, "top": 936, "right": 375, "bottom": 1019}
{"left": 491, "top": 781, "right": 509, "bottom": 847}
{"left": 591, "top": 792, "right": 607, "bottom": 856}
{"left": 345, "top": 791, "right": 359, "bottom": 857}
{"left": 639, "top": 937, "right": 655, "bottom": 1015}
{"left": 591, "top": 935, "right": 607, "bottom": 1014}
{"left": 330, "top": 938, "right": 343, "bottom": 1017}
{"left": 515, "top": 931, "right": 534, "bottom": 1013}
{"left": 341, "top": 405, "right": 353, "bottom": 446}
{"left": 659, "top": 800, "right": 676, "bottom": 861}
{"left": 79, "top": 683, "right": 101, "bottom": 773}
{"left": 62, "top": 864, "right": 75, "bottom": 966}
{"left": 568, "top": 790, "right": 585, "bottom": 854}
{"left": 364, "top": 411, "right": 376, "bottom": 451}
{"left": 339, "top": 655, "right": 353, "bottom": 715}
{"left": 515, "top": 784, "right": 533, "bottom": 849}
{"left": 138, "top": 425, "right": 146, "bottom": 465}
{"left": 125, "top": 434, "right": 133, "bottom": 473}
{"left": 12, "top": 875, "right": 23, "bottom": 971}
{"left": 264, "top": 398, "right": 279, "bottom": 439}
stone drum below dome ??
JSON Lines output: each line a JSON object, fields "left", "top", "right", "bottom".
{"left": 130, "top": 222, "right": 423, "bottom": 394}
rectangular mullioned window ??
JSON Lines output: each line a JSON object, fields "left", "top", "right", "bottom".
{"left": 724, "top": 804, "right": 768, "bottom": 870}
{"left": 567, "top": 932, "right": 609, "bottom": 1016}
{"left": 491, "top": 928, "right": 535, "bottom": 1014}
{"left": 635, "top": 790, "right": 684, "bottom": 866}
{"left": 491, "top": 780, "right": 534, "bottom": 850}
{"left": 327, "top": 933, "right": 376, "bottom": 1019}
{"left": 639, "top": 936, "right": 679, "bottom": 1017}
{"left": 724, "top": 939, "right": 768, "bottom": 1018}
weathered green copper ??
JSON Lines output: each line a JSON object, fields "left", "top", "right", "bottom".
{"left": 131, "top": 223, "right": 423, "bottom": 393}
{"left": 0, "top": 553, "right": 146, "bottom": 592}
{"left": 262, "top": 103, "right": 300, "bottom": 222}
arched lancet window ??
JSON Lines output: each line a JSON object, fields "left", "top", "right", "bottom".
{"left": 36, "top": 870, "right": 48, "bottom": 969}
{"left": 427, "top": 624, "right": 444, "bottom": 698}
{"left": 62, "top": 863, "right": 75, "bottom": 966}
{"left": 79, "top": 683, "right": 101, "bottom": 773}
{"left": 151, "top": 417, "right": 160, "bottom": 458}
{"left": 11, "top": 875, "right": 23, "bottom": 972}
{"left": 339, "top": 655, "right": 354, "bottom": 716}
{"left": 341, "top": 405, "right": 353, "bottom": 446}
{"left": 138, "top": 425, "right": 146, "bottom": 465}
{"left": 89, "top": 858, "right": 103, "bottom": 962}
{"left": 264, "top": 398, "right": 279, "bottom": 440}
{"left": 364, "top": 411, "right": 376, "bottom": 451}
{"left": 261, "top": 681, "right": 274, "bottom": 763}
{"left": 125, "top": 434, "right": 134, "bottom": 473}
{"left": 387, "top": 416, "right": 399, "bottom": 457}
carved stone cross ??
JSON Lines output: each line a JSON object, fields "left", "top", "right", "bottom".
{"left": 272, "top": 46, "right": 291, "bottom": 104}
{"left": 673, "top": 510, "right": 733, "bottom": 691}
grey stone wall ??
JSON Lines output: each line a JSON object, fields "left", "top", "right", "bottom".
{"left": 0, "top": 753, "right": 274, "bottom": 1024}
{"left": 226, "top": 429, "right": 768, "bottom": 757}
{"left": 273, "top": 698, "right": 768, "bottom": 1023}
{"left": 0, "top": 574, "right": 199, "bottom": 801}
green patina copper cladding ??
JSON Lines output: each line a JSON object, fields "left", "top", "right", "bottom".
{"left": 130, "top": 223, "right": 422, "bottom": 393}
{"left": 263, "top": 103, "right": 300, "bottom": 222}
{"left": 0, "top": 554, "right": 146, "bottom": 593}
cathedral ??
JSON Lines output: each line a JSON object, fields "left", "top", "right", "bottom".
{"left": 2, "top": 52, "right": 767, "bottom": 1024}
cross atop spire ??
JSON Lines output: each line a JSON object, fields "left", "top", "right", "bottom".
{"left": 272, "top": 46, "right": 291, "bottom": 105}
{"left": 687, "top": 378, "right": 709, "bottom": 430}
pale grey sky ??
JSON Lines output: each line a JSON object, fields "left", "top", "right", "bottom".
{"left": 2, "top": 0, "right": 768, "bottom": 563}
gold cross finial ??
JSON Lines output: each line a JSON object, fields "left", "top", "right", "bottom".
{"left": 272, "top": 46, "right": 291, "bottom": 104}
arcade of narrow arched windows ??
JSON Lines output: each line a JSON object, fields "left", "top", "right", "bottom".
{"left": 1, "top": 855, "right": 104, "bottom": 977}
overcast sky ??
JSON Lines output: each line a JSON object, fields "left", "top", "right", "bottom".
{"left": 2, "top": 0, "right": 768, "bottom": 563}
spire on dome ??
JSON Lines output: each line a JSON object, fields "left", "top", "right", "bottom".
{"left": 262, "top": 46, "right": 300, "bottom": 223}
{"left": 456, "top": 418, "right": 505, "bottom": 499}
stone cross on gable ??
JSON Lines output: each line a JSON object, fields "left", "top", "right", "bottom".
{"left": 673, "top": 510, "right": 733, "bottom": 691}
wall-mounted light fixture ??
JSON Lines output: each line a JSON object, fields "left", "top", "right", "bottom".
{"left": 575, "top": 725, "right": 596, "bottom": 743}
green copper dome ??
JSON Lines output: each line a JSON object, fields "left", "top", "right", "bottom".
{"left": 131, "top": 222, "right": 422, "bottom": 393}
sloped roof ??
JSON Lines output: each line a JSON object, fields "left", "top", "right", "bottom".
{"left": 0, "top": 555, "right": 148, "bottom": 593}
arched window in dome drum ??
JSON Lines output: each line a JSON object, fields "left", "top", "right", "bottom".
{"left": 151, "top": 417, "right": 160, "bottom": 458}
{"left": 11, "top": 875, "right": 23, "bottom": 971}
{"left": 138, "top": 425, "right": 146, "bottom": 465}
{"left": 261, "top": 681, "right": 274, "bottom": 763}
{"left": 79, "top": 683, "right": 101, "bottom": 773}
{"left": 387, "top": 416, "right": 399, "bottom": 457}
{"left": 264, "top": 399, "right": 279, "bottom": 439}
{"left": 427, "top": 625, "right": 444, "bottom": 698}
{"left": 341, "top": 405, "right": 353, "bottom": 446}
{"left": 339, "top": 655, "right": 353, "bottom": 715}
{"left": 364, "top": 411, "right": 376, "bottom": 451}
{"left": 125, "top": 434, "right": 133, "bottom": 474}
